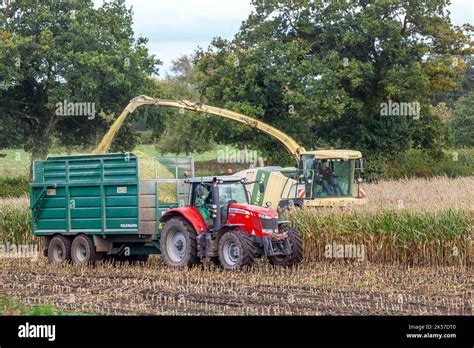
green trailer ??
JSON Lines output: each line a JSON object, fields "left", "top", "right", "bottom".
{"left": 30, "top": 153, "right": 194, "bottom": 264}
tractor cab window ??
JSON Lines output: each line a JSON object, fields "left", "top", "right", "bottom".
{"left": 314, "top": 159, "right": 355, "bottom": 198}
{"left": 193, "top": 184, "right": 213, "bottom": 227}
{"left": 194, "top": 184, "right": 212, "bottom": 207}
{"left": 219, "top": 182, "right": 248, "bottom": 205}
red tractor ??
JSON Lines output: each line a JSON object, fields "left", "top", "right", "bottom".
{"left": 159, "top": 176, "right": 303, "bottom": 270}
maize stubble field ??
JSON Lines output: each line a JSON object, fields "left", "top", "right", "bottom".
{"left": 0, "top": 259, "right": 470, "bottom": 315}
{"left": 0, "top": 177, "right": 472, "bottom": 315}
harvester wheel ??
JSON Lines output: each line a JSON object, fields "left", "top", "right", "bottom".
{"left": 218, "top": 230, "right": 257, "bottom": 270}
{"left": 268, "top": 227, "right": 303, "bottom": 267}
{"left": 161, "top": 217, "right": 199, "bottom": 268}
{"left": 48, "top": 235, "right": 71, "bottom": 264}
{"left": 71, "top": 234, "right": 103, "bottom": 265}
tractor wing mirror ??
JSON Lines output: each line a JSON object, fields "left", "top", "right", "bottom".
{"left": 258, "top": 181, "right": 265, "bottom": 193}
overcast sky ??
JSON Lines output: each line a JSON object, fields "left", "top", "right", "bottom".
{"left": 95, "top": 0, "right": 473, "bottom": 76}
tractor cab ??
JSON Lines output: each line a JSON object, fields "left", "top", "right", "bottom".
{"left": 186, "top": 176, "right": 264, "bottom": 233}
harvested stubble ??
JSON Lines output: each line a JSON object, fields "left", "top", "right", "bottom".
{"left": 0, "top": 258, "right": 470, "bottom": 315}
{"left": 286, "top": 208, "right": 471, "bottom": 266}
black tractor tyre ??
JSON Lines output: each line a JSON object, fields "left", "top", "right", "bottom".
{"left": 268, "top": 227, "right": 304, "bottom": 267}
{"left": 160, "top": 217, "right": 199, "bottom": 268}
{"left": 47, "top": 235, "right": 72, "bottom": 264}
{"left": 71, "top": 234, "right": 103, "bottom": 265}
{"left": 218, "top": 230, "right": 258, "bottom": 271}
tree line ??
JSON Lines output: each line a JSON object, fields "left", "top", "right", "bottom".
{"left": 0, "top": 0, "right": 472, "bottom": 171}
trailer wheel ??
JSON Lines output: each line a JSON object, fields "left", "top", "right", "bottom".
{"left": 48, "top": 235, "right": 71, "bottom": 264}
{"left": 218, "top": 230, "right": 257, "bottom": 270}
{"left": 268, "top": 228, "right": 303, "bottom": 267}
{"left": 161, "top": 217, "right": 199, "bottom": 268}
{"left": 71, "top": 235, "right": 103, "bottom": 265}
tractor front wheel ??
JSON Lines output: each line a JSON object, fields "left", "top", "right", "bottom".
{"left": 160, "top": 217, "right": 199, "bottom": 268}
{"left": 268, "top": 227, "right": 303, "bottom": 267}
{"left": 218, "top": 230, "right": 257, "bottom": 270}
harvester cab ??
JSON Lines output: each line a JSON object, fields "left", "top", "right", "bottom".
{"left": 298, "top": 149, "right": 365, "bottom": 201}
{"left": 237, "top": 149, "right": 366, "bottom": 209}
{"left": 159, "top": 175, "right": 303, "bottom": 270}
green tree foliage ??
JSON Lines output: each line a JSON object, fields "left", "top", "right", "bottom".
{"left": 0, "top": 0, "right": 160, "bottom": 158}
{"left": 195, "top": 0, "right": 471, "bottom": 164}
{"left": 450, "top": 91, "right": 474, "bottom": 147}
{"left": 435, "top": 55, "right": 474, "bottom": 107}
{"left": 430, "top": 102, "right": 452, "bottom": 124}
{"left": 165, "top": 54, "right": 201, "bottom": 98}
{"left": 145, "top": 55, "right": 202, "bottom": 144}
{"left": 156, "top": 113, "right": 216, "bottom": 156}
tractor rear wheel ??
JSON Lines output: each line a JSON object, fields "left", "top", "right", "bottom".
{"left": 71, "top": 234, "right": 103, "bottom": 265}
{"left": 47, "top": 235, "right": 71, "bottom": 264}
{"left": 161, "top": 217, "right": 199, "bottom": 268}
{"left": 218, "top": 230, "right": 257, "bottom": 270}
{"left": 268, "top": 227, "right": 303, "bottom": 267}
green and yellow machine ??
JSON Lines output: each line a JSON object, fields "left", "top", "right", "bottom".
{"left": 94, "top": 95, "right": 367, "bottom": 209}
{"left": 236, "top": 150, "right": 365, "bottom": 209}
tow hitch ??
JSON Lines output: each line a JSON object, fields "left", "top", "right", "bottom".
{"left": 262, "top": 237, "right": 291, "bottom": 256}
